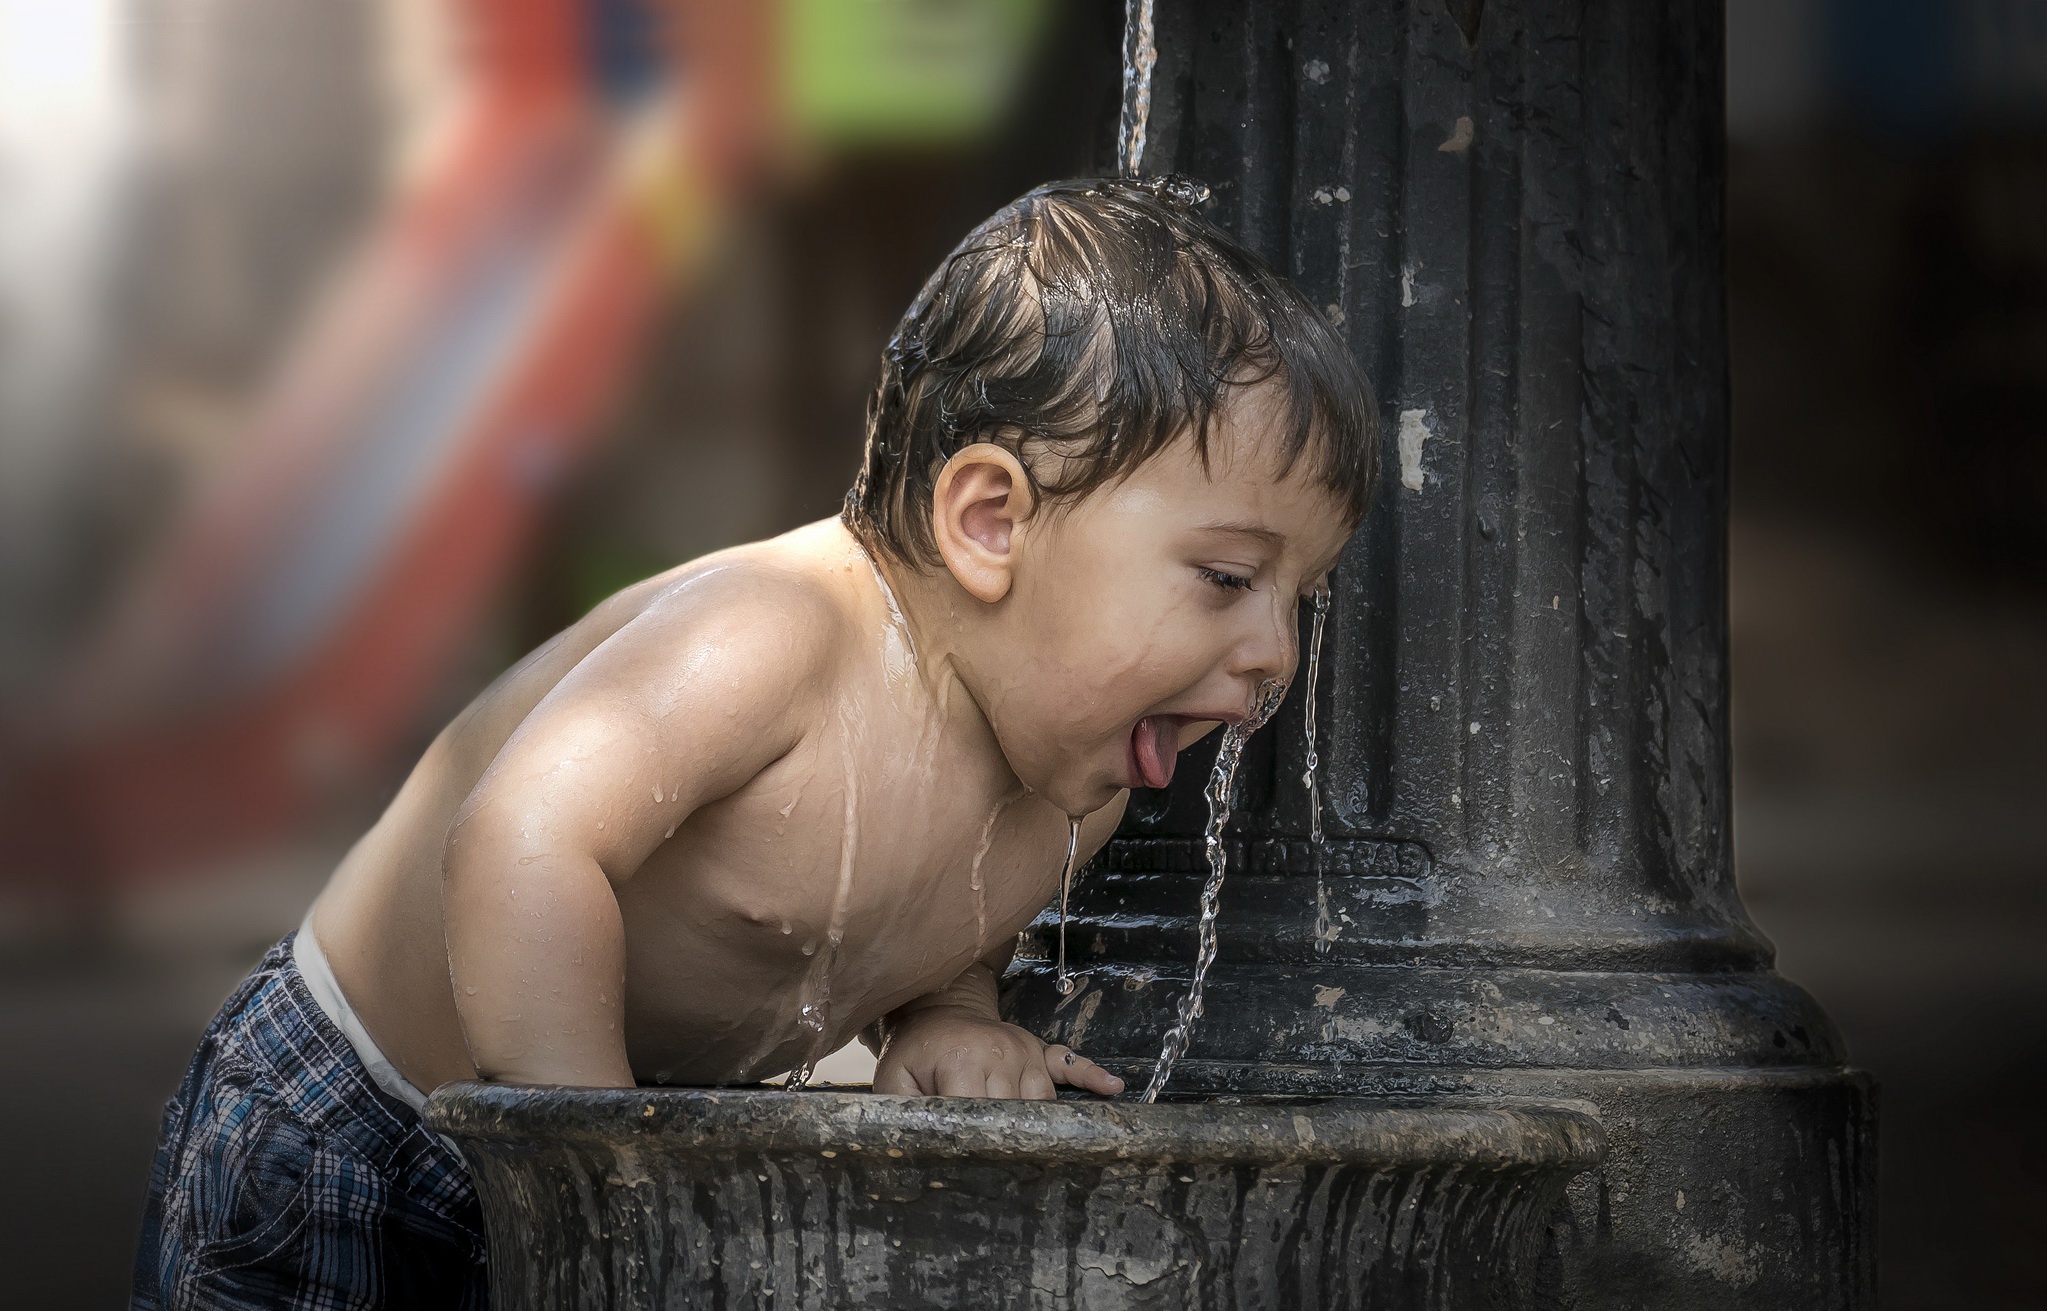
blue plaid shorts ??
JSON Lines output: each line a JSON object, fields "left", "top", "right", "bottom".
{"left": 131, "top": 935, "right": 489, "bottom": 1310}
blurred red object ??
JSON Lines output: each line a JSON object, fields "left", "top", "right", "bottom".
{"left": 1, "top": 0, "right": 772, "bottom": 886}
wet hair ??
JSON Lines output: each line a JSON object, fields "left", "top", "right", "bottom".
{"left": 842, "top": 176, "right": 1380, "bottom": 569}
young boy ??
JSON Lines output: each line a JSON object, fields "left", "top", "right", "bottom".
{"left": 132, "top": 177, "right": 1378, "bottom": 1309}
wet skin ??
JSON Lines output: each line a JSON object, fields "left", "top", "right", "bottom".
{"left": 310, "top": 388, "right": 1352, "bottom": 1099}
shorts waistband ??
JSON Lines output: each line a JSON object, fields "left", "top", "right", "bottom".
{"left": 292, "top": 910, "right": 433, "bottom": 1115}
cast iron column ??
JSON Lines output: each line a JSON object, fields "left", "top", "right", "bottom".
{"left": 1005, "top": 2, "right": 1877, "bottom": 1307}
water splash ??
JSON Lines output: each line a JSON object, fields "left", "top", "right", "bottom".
{"left": 1117, "top": 0, "right": 1158, "bottom": 176}
{"left": 1302, "top": 586, "right": 1331, "bottom": 846}
{"left": 1054, "top": 816, "right": 1084, "bottom": 996}
{"left": 1141, "top": 677, "right": 1290, "bottom": 1102}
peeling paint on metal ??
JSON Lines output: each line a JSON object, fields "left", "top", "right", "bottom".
{"left": 1398, "top": 409, "right": 1431, "bottom": 490}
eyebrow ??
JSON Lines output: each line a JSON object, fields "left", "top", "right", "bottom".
{"left": 1192, "top": 520, "right": 1287, "bottom": 549}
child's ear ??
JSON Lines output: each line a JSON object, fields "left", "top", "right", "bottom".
{"left": 932, "top": 443, "right": 1035, "bottom": 604}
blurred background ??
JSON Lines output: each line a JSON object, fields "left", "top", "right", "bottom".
{"left": 0, "top": 0, "right": 2039, "bottom": 1304}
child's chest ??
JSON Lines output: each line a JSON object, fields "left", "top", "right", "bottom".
{"left": 634, "top": 729, "right": 1078, "bottom": 985}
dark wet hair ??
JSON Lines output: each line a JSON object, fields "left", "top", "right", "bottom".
{"left": 842, "top": 176, "right": 1379, "bottom": 568}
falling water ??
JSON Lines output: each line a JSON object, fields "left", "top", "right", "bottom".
{"left": 1302, "top": 586, "right": 1331, "bottom": 846}
{"left": 1117, "top": 0, "right": 1158, "bottom": 176}
{"left": 1054, "top": 816, "right": 1084, "bottom": 996}
{"left": 1141, "top": 677, "right": 1290, "bottom": 1102}
{"left": 1302, "top": 587, "right": 1338, "bottom": 956}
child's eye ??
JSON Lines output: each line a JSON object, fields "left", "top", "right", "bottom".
{"left": 1198, "top": 567, "right": 1256, "bottom": 593}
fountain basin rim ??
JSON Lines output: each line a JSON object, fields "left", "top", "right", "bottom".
{"left": 426, "top": 1083, "right": 1606, "bottom": 1170}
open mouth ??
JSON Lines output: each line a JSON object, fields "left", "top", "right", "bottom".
{"left": 1128, "top": 715, "right": 1183, "bottom": 790}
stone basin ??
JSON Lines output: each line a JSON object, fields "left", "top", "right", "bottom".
{"left": 425, "top": 1084, "right": 1604, "bottom": 1310}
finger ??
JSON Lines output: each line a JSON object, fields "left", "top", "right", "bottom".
{"left": 1047, "top": 1046, "right": 1125, "bottom": 1096}
{"left": 870, "top": 1061, "right": 925, "bottom": 1096}
{"left": 984, "top": 1069, "right": 1020, "bottom": 1100}
{"left": 1020, "top": 1066, "right": 1057, "bottom": 1100}
{"left": 1077, "top": 1062, "right": 1126, "bottom": 1096}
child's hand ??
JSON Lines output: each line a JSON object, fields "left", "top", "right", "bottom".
{"left": 872, "top": 1010, "right": 1125, "bottom": 1099}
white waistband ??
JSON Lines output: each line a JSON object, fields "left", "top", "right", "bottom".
{"left": 293, "top": 911, "right": 432, "bottom": 1115}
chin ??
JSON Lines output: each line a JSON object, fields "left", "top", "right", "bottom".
{"left": 1040, "top": 783, "right": 1111, "bottom": 818}
{"left": 1001, "top": 736, "right": 1129, "bottom": 817}
{"left": 1031, "top": 769, "right": 1124, "bottom": 819}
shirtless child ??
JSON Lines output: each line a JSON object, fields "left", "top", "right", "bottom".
{"left": 133, "top": 177, "right": 1379, "bottom": 1309}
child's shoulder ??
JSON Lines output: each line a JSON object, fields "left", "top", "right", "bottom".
{"left": 599, "top": 521, "right": 869, "bottom": 683}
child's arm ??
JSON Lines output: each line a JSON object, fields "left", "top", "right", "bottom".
{"left": 443, "top": 574, "right": 839, "bottom": 1087}
{"left": 871, "top": 801, "right": 1129, "bottom": 1099}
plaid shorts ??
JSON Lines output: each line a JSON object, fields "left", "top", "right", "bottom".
{"left": 131, "top": 935, "right": 489, "bottom": 1310}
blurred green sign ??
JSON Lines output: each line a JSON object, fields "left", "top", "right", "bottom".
{"left": 785, "top": 0, "right": 1049, "bottom": 146}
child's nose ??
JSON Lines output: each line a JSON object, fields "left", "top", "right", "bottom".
{"left": 1226, "top": 594, "right": 1298, "bottom": 688}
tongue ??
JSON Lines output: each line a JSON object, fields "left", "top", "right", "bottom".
{"left": 1132, "top": 716, "right": 1178, "bottom": 789}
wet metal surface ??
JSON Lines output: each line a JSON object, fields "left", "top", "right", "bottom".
{"left": 429, "top": 1084, "right": 1603, "bottom": 1310}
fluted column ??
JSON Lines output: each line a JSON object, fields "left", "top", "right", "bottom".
{"left": 1006, "top": 3, "right": 1875, "bottom": 1307}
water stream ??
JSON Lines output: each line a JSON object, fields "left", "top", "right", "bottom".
{"left": 1302, "top": 586, "right": 1330, "bottom": 846}
{"left": 1302, "top": 586, "right": 1336, "bottom": 954}
{"left": 1117, "top": 0, "right": 1158, "bottom": 176}
{"left": 1141, "top": 676, "right": 1290, "bottom": 1102}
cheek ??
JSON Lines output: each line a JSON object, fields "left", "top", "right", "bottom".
{"left": 1067, "top": 603, "right": 1217, "bottom": 723}
{"left": 1017, "top": 551, "right": 1158, "bottom": 668}
{"left": 1009, "top": 545, "right": 1215, "bottom": 727}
